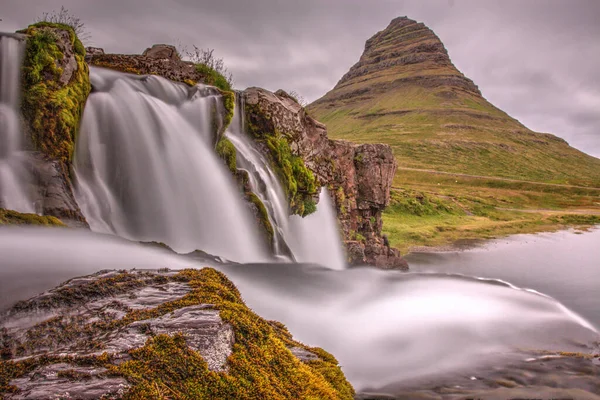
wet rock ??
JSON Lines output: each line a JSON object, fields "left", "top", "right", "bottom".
{"left": 0, "top": 268, "right": 354, "bottom": 399}
{"left": 243, "top": 87, "right": 407, "bottom": 269}
{"left": 288, "top": 346, "right": 320, "bottom": 363}
{"left": 7, "top": 363, "right": 128, "bottom": 400}
{"left": 24, "top": 152, "right": 88, "bottom": 227}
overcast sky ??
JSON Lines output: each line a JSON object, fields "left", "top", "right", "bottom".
{"left": 2, "top": 0, "right": 599, "bottom": 157}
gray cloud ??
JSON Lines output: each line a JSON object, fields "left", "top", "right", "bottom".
{"left": 2, "top": 0, "right": 599, "bottom": 157}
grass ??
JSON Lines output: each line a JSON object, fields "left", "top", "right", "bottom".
{"left": 308, "top": 18, "right": 600, "bottom": 251}
{"left": 0, "top": 209, "right": 65, "bottom": 226}
{"left": 382, "top": 184, "right": 600, "bottom": 253}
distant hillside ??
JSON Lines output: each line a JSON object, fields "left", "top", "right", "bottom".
{"left": 308, "top": 17, "right": 600, "bottom": 187}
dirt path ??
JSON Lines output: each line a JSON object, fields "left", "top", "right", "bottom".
{"left": 395, "top": 166, "right": 600, "bottom": 191}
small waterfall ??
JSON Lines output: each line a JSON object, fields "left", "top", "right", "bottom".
{"left": 226, "top": 94, "right": 346, "bottom": 269}
{"left": 73, "top": 67, "right": 269, "bottom": 263}
{"left": 0, "top": 34, "right": 34, "bottom": 213}
{"left": 225, "top": 95, "right": 294, "bottom": 260}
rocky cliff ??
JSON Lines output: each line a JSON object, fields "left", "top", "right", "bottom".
{"left": 244, "top": 88, "right": 407, "bottom": 269}
{"left": 13, "top": 23, "right": 406, "bottom": 268}
{"left": 0, "top": 268, "right": 354, "bottom": 399}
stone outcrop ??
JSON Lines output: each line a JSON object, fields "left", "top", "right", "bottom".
{"left": 142, "top": 44, "right": 180, "bottom": 61}
{"left": 25, "top": 152, "right": 87, "bottom": 227}
{"left": 0, "top": 268, "right": 354, "bottom": 399}
{"left": 244, "top": 87, "right": 408, "bottom": 269}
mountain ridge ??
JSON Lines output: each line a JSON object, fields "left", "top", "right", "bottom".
{"left": 308, "top": 16, "right": 600, "bottom": 187}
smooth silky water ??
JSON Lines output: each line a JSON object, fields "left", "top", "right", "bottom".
{"left": 0, "top": 227, "right": 598, "bottom": 392}
{"left": 0, "top": 34, "right": 34, "bottom": 212}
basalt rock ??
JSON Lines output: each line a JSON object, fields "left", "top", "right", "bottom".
{"left": 243, "top": 87, "right": 408, "bottom": 269}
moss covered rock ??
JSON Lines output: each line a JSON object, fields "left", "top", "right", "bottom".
{"left": 0, "top": 268, "right": 354, "bottom": 399}
{"left": 19, "top": 22, "right": 91, "bottom": 164}
{"left": 0, "top": 209, "right": 65, "bottom": 226}
{"left": 244, "top": 90, "right": 319, "bottom": 216}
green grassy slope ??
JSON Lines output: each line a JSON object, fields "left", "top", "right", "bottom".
{"left": 308, "top": 17, "right": 600, "bottom": 187}
{"left": 308, "top": 16, "right": 600, "bottom": 251}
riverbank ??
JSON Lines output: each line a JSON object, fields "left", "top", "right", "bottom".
{"left": 382, "top": 172, "right": 600, "bottom": 254}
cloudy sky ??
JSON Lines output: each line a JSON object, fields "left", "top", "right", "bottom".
{"left": 3, "top": 0, "right": 599, "bottom": 157}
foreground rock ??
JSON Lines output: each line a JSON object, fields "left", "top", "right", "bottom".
{"left": 244, "top": 87, "right": 408, "bottom": 269}
{"left": 0, "top": 268, "right": 354, "bottom": 399}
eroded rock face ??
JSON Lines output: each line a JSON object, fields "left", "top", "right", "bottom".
{"left": 24, "top": 152, "right": 88, "bottom": 227}
{"left": 243, "top": 87, "right": 407, "bottom": 269}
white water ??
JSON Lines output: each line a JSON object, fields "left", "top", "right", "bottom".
{"left": 0, "top": 35, "right": 34, "bottom": 212}
{"left": 0, "top": 228, "right": 597, "bottom": 392}
{"left": 73, "top": 68, "right": 268, "bottom": 263}
{"left": 225, "top": 95, "right": 292, "bottom": 259}
{"left": 226, "top": 95, "right": 346, "bottom": 269}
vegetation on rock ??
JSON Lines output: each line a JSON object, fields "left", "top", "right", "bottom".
{"left": 0, "top": 209, "right": 65, "bottom": 226}
{"left": 19, "top": 22, "right": 91, "bottom": 164}
{"left": 246, "top": 192, "right": 275, "bottom": 246}
{"left": 0, "top": 268, "right": 354, "bottom": 399}
{"left": 215, "top": 136, "right": 237, "bottom": 174}
{"left": 245, "top": 103, "right": 318, "bottom": 216}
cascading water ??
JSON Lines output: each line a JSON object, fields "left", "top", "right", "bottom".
{"left": 225, "top": 94, "right": 346, "bottom": 269}
{"left": 73, "top": 67, "right": 269, "bottom": 263}
{"left": 0, "top": 34, "right": 34, "bottom": 213}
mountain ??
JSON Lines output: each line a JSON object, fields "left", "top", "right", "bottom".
{"left": 307, "top": 17, "right": 600, "bottom": 187}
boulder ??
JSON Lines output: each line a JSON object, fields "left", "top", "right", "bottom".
{"left": 0, "top": 268, "right": 354, "bottom": 399}
{"left": 142, "top": 44, "right": 180, "bottom": 61}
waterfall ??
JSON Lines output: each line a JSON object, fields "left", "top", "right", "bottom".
{"left": 0, "top": 34, "right": 34, "bottom": 213}
{"left": 225, "top": 95, "right": 294, "bottom": 260}
{"left": 225, "top": 95, "right": 346, "bottom": 269}
{"left": 73, "top": 67, "right": 269, "bottom": 263}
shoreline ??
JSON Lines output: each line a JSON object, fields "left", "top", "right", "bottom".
{"left": 404, "top": 224, "right": 600, "bottom": 256}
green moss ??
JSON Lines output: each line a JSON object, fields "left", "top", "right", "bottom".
{"left": 244, "top": 103, "right": 319, "bottom": 216}
{"left": 264, "top": 135, "right": 318, "bottom": 216}
{"left": 0, "top": 209, "right": 65, "bottom": 226}
{"left": 1, "top": 269, "right": 354, "bottom": 398}
{"left": 20, "top": 22, "right": 91, "bottom": 164}
{"left": 303, "top": 198, "right": 317, "bottom": 216}
{"left": 246, "top": 192, "right": 275, "bottom": 246}
{"left": 113, "top": 269, "right": 353, "bottom": 399}
{"left": 195, "top": 63, "right": 232, "bottom": 92}
{"left": 220, "top": 90, "right": 235, "bottom": 131}
{"left": 215, "top": 136, "right": 237, "bottom": 174}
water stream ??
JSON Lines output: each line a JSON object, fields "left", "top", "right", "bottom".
{"left": 0, "top": 34, "right": 34, "bottom": 213}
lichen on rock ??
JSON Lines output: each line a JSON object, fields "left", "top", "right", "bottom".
{"left": 19, "top": 22, "right": 91, "bottom": 164}
{"left": 0, "top": 268, "right": 354, "bottom": 399}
